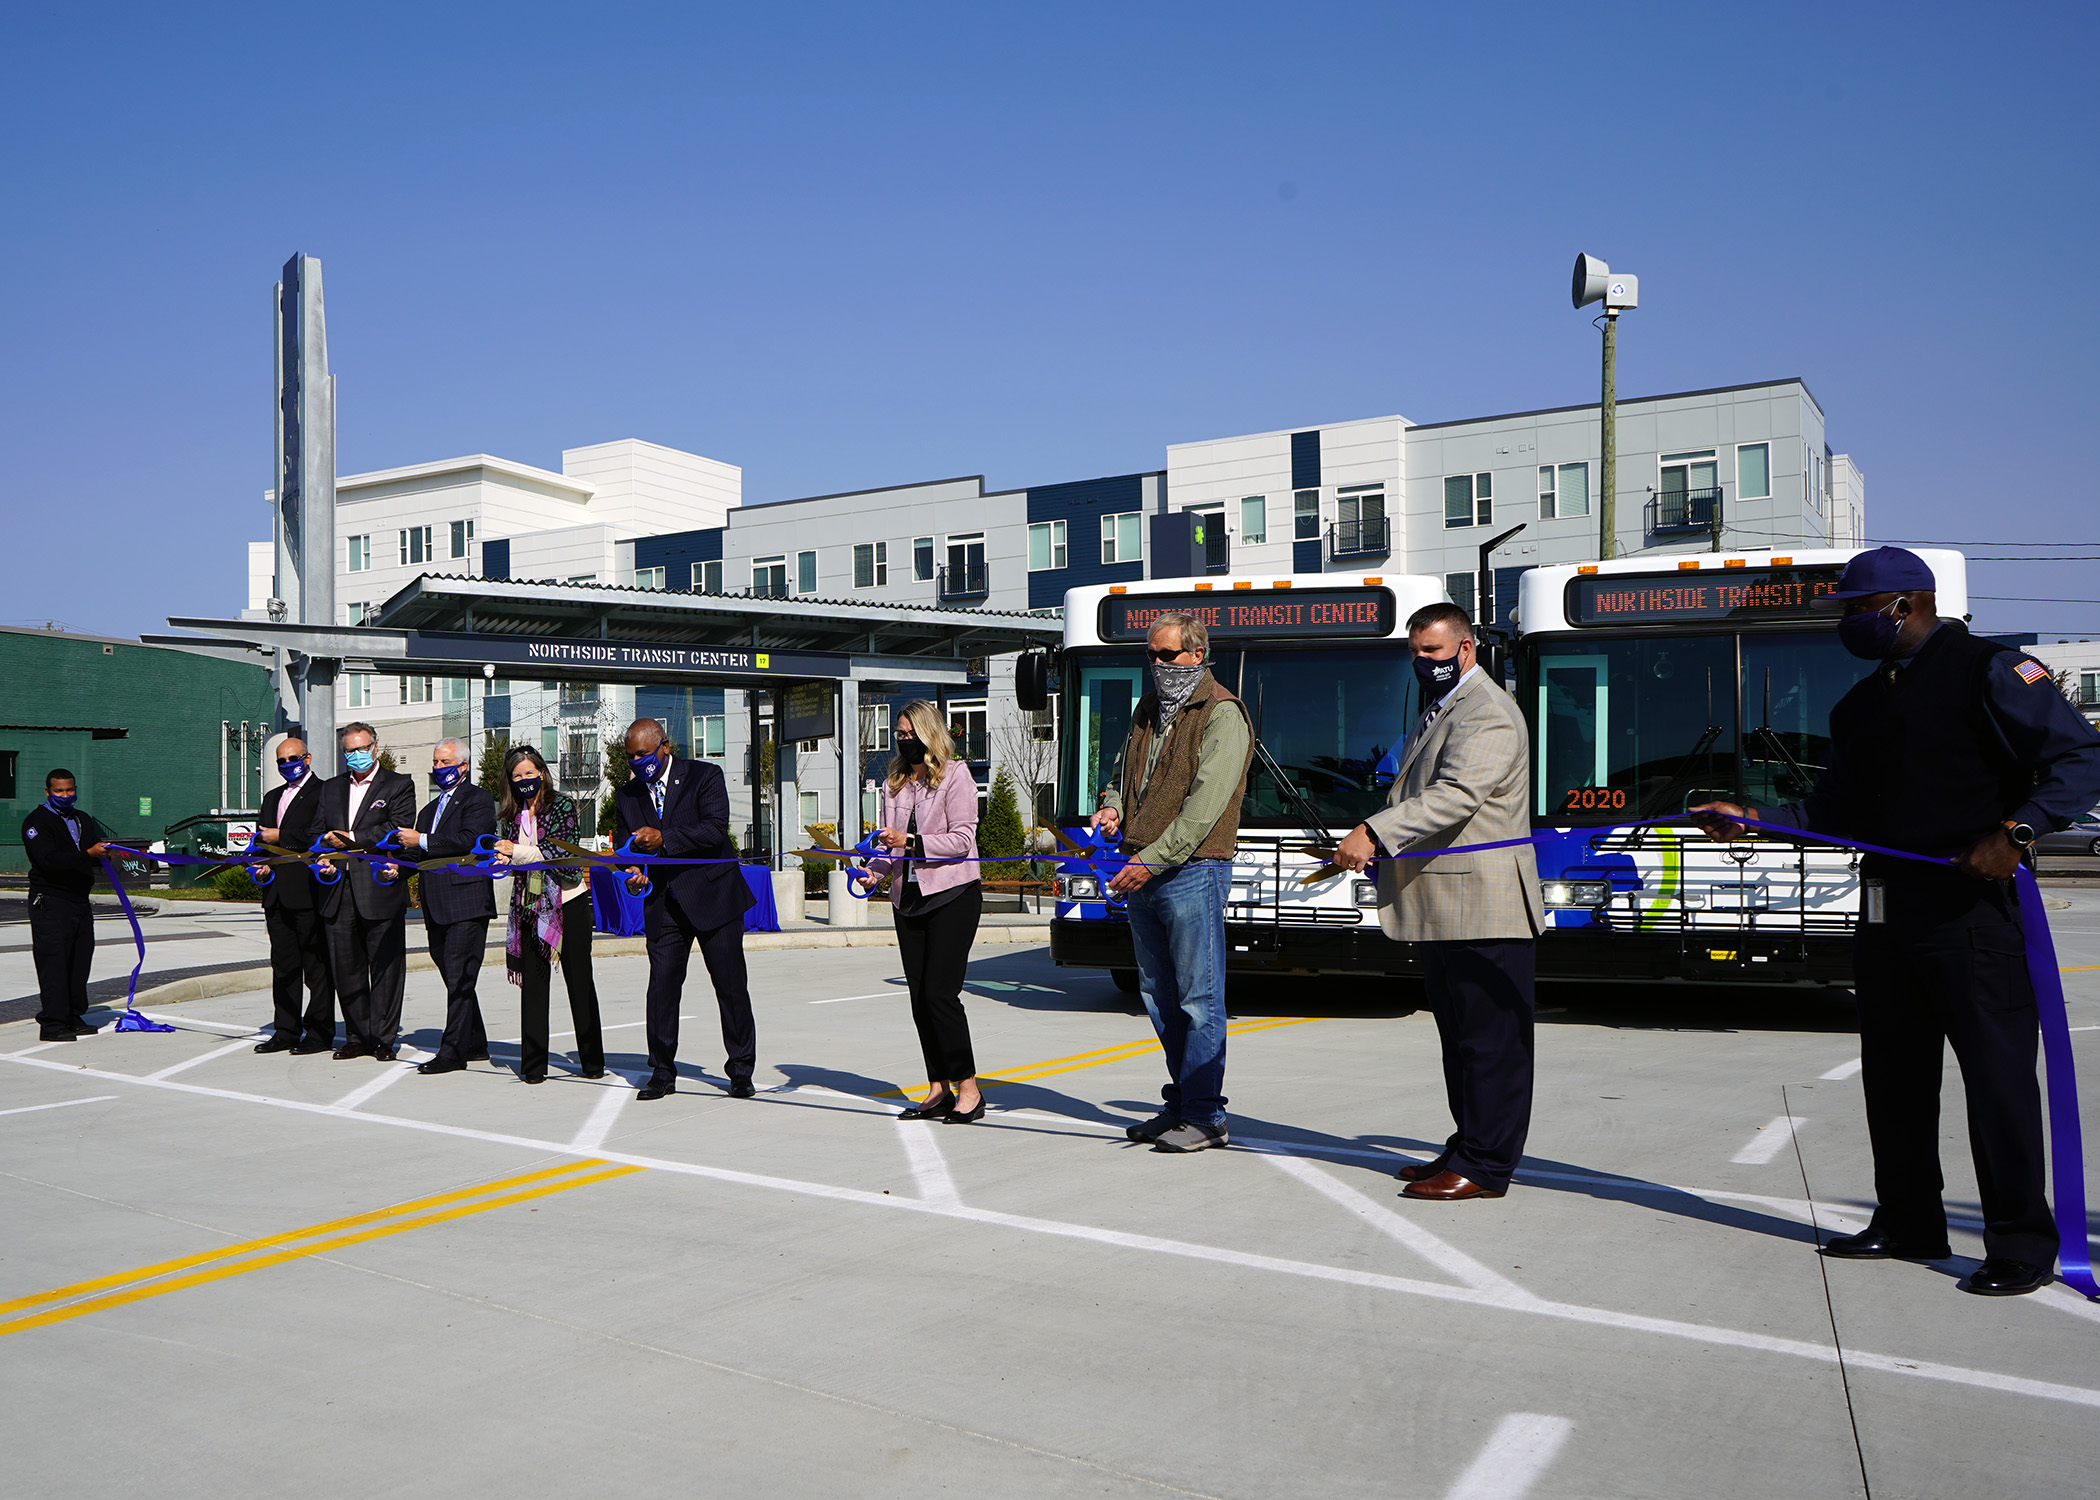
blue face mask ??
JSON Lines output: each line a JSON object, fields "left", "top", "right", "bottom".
{"left": 277, "top": 760, "right": 308, "bottom": 783}
{"left": 1413, "top": 652, "right": 1462, "bottom": 699}
{"left": 431, "top": 762, "right": 467, "bottom": 790}
{"left": 1838, "top": 599, "right": 1906, "bottom": 661}
{"left": 629, "top": 751, "right": 665, "bottom": 783}
{"left": 46, "top": 792, "right": 76, "bottom": 811}
{"left": 511, "top": 777, "right": 544, "bottom": 803}
{"left": 344, "top": 748, "right": 377, "bottom": 774}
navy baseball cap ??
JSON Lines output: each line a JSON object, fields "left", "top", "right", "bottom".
{"left": 1823, "top": 546, "right": 1937, "bottom": 601}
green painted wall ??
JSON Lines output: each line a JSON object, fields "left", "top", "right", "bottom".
{"left": 0, "top": 628, "right": 275, "bottom": 873}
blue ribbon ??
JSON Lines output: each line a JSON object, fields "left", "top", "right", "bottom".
{"left": 97, "top": 857, "right": 173, "bottom": 1033}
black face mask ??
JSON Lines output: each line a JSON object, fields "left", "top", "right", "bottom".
{"left": 511, "top": 778, "right": 543, "bottom": 803}
{"left": 1414, "top": 652, "right": 1462, "bottom": 699}
{"left": 898, "top": 738, "right": 927, "bottom": 766}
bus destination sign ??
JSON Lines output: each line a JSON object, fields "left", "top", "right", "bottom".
{"left": 1564, "top": 566, "right": 1844, "bottom": 627}
{"left": 1099, "top": 588, "right": 1396, "bottom": 643}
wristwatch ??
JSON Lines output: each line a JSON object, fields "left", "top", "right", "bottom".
{"left": 2002, "top": 819, "right": 2037, "bottom": 849}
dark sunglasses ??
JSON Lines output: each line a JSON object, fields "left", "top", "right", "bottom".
{"left": 275, "top": 757, "right": 307, "bottom": 769}
{"left": 1145, "top": 648, "right": 1194, "bottom": 663}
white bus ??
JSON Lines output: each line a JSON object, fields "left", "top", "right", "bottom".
{"left": 1030, "top": 548, "right": 1974, "bottom": 990}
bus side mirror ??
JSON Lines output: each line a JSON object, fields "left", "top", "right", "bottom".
{"left": 1015, "top": 652, "right": 1051, "bottom": 712}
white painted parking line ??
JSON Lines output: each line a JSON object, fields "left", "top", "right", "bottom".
{"left": 0, "top": 1095, "right": 117, "bottom": 1118}
{"left": 144, "top": 1035, "right": 263, "bottom": 1081}
{"left": 1731, "top": 1115, "right": 1803, "bottom": 1164}
{"left": 4, "top": 1040, "right": 72, "bottom": 1058}
{"left": 897, "top": 1119, "right": 963, "bottom": 1207}
{"left": 1443, "top": 1413, "right": 1575, "bottom": 1500}
{"left": 328, "top": 1049, "right": 432, "bottom": 1111}
{"left": 1264, "top": 1154, "right": 1531, "bottom": 1300}
{"left": 1820, "top": 1057, "right": 1863, "bottom": 1080}
{"left": 569, "top": 1073, "right": 643, "bottom": 1150}
{"left": 808, "top": 991, "right": 902, "bottom": 1005}
{"left": 136, "top": 1011, "right": 268, "bottom": 1036}
{"left": 8, "top": 1048, "right": 2100, "bottom": 1412}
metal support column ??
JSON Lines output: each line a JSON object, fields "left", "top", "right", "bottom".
{"left": 774, "top": 687, "right": 798, "bottom": 873}
{"left": 837, "top": 676, "right": 861, "bottom": 849}
{"left": 747, "top": 687, "right": 764, "bottom": 861}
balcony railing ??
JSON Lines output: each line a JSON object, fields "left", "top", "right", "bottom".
{"left": 557, "top": 692, "right": 600, "bottom": 717}
{"left": 556, "top": 753, "right": 600, "bottom": 787}
{"left": 949, "top": 729, "right": 989, "bottom": 762}
{"left": 1647, "top": 487, "right": 1722, "bottom": 534}
{"left": 938, "top": 562, "right": 989, "bottom": 601}
{"left": 1328, "top": 515, "right": 1391, "bottom": 559}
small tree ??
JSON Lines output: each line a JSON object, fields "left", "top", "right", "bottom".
{"left": 979, "top": 768, "right": 1027, "bottom": 877}
{"left": 477, "top": 731, "right": 509, "bottom": 798}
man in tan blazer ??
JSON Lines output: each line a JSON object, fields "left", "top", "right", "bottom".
{"left": 1337, "top": 602, "right": 1543, "bottom": 1201}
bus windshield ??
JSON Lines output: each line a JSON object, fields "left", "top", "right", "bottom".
{"left": 1060, "top": 645, "right": 1421, "bottom": 829}
{"left": 1525, "top": 629, "right": 1869, "bottom": 825}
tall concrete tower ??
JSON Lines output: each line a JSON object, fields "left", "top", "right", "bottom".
{"left": 273, "top": 253, "right": 338, "bottom": 768}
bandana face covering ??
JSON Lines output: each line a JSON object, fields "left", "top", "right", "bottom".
{"left": 1150, "top": 659, "right": 1205, "bottom": 728}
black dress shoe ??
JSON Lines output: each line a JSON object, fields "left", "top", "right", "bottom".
{"left": 37, "top": 1030, "right": 76, "bottom": 1043}
{"left": 1821, "top": 1228, "right": 1952, "bottom": 1260}
{"left": 941, "top": 1096, "right": 987, "bottom": 1124}
{"left": 331, "top": 1045, "right": 370, "bottom": 1061}
{"left": 464, "top": 1048, "right": 490, "bottom": 1062}
{"left": 372, "top": 1046, "right": 399, "bottom": 1063}
{"left": 637, "top": 1080, "right": 676, "bottom": 1101}
{"left": 581, "top": 1067, "right": 606, "bottom": 1081}
{"left": 254, "top": 1035, "right": 299, "bottom": 1054}
{"left": 70, "top": 1021, "right": 102, "bottom": 1036}
{"left": 1963, "top": 1258, "right": 2052, "bottom": 1297}
{"left": 520, "top": 1072, "right": 546, "bottom": 1085}
{"left": 290, "top": 1038, "right": 334, "bottom": 1055}
{"left": 727, "top": 1078, "right": 757, "bottom": 1099}
{"left": 417, "top": 1057, "right": 466, "bottom": 1075}
{"left": 897, "top": 1088, "right": 956, "bottom": 1121}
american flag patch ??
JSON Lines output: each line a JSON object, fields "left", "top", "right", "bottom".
{"left": 2015, "top": 658, "right": 2050, "bottom": 685}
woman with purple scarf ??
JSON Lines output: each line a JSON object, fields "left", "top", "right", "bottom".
{"left": 491, "top": 746, "right": 605, "bottom": 1084}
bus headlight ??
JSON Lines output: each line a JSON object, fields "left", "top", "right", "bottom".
{"left": 1353, "top": 880, "right": 1379, "bottom": 907}
{"left": 1064, "top": 874, "right": 1102, "bottom": 901}
{"left": 1541, "top": 881, "right": 1610, "bottom": 909}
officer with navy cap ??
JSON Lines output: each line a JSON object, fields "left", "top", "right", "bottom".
{"left": 1697, "top": 546, "right": 2100, "bottom": 1297}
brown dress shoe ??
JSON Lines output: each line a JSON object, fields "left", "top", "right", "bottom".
{"left": 1400, "top": 1169, "right": 1504, "bottom": 1201}
{"left": 1396, "top": 1160, "right": 1446, "bottom": 1182}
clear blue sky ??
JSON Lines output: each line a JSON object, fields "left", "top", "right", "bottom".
{"left": 4, "top": 2, "right": 2095, "bottom": 640}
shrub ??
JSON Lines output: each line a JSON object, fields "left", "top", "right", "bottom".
{"left": 979, "top": 768, "right": 1027, "bottom": 873}
{"left": 212, "top": 866, "right": 265, "bottom": 902}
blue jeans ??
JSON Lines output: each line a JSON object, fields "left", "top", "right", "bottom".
{"left": 1124, "top": 858, "right": 1231, "bottom": 1128}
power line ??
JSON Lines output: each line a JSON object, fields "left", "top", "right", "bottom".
{"left": 1969, "top": 596, "right": 2100, "bottom": 604}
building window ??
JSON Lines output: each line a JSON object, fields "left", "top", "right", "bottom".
{"left": 540, "top": 726, "right": 560, "bottom": 759}
{"left": 443, "top": 677, "right": 469, "bottom": 702}
{"left": 752, "top": 556, "right": 787, "bottom": 597}
{"left": 798, "top": 790, "right": 821, "bottom": 829}
{"left": 913, "top": 536, "right": 935, "bottom": 582}
{"left": 449, "top": 519, "right": 474, "bottom": 559}
{"left": 0, "top": 750, "right": 14, "bottom": 800}
{"left": 541, "top": 680, "right": 558, "bottom": 691}
{"left": 853, "top": 541, "right": 889, "bottom": 588}
{"left": 693, "top": 714, "right": 727, "bottom": 760}
{"left": 1294, "top": 490, "right": 1320, "bottom": 540}
{"left": 1736, "top": 443, "right": 1770, "bottom": 500}
{"left": 490, "top": 679, "right": 511, "bottom": 695}
{"left": 693, "top": 560, "right": 723, "bottom": 593}
{"left": 1027, "top": 520, "right": 1068, "bottom": 571}
{"left": 1444, "top": 473, "right": 1491, "bottom": 529}
{"left": 796, "top": 550, "right": 818, "bottom": 594}
{"left": 948, "top": 701, "right": 987, "bottom": 762}
{"left": 345, "top": 601, "right": 373, "bottom": 626}
{"left": 2080, "top": 671, "right": 2100, "bottom": 709}
{"left": 347, "top": 535, "right": 372, "bottom": 572}
{"left": 635, "top": 565, "right": 666, "bottom": 590}
{"left": 566, "top": 574, "right": 596, "bottom": 584}
{"left": 1240, "top": 496, "right": 1267, "bottom": 545}
{"left": 1538, "top": 462, "right": 1590, "bottom": 520}
{"left": 1099, "top": 512, "right": 1143, "bottom": 564}
{"left": 347, "top": 674, "right": 373, "bottom": 708}
{"left": 399, "top": 675, "right": 433, "bottom": 705}
{"left": 1444, "top": 571, "right": 1476, "bottom": 621}
{"left": 399, "top": 526, "right": 433, "bottom": 566}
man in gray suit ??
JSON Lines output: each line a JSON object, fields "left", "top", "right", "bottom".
{"left": 1336, "top": 602, "right": 1543, "bottom": 1201}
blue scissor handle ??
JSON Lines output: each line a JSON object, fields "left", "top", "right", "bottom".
{"left": 312, "top": 857, "right": 343, "bottom": 886}
{"left": 248, "top": 862, "right": 275, "bottom": 886}
{"left": 372, "top": 863, "right": 399, "bottom": 887}
{"left": 373, "top": 828, "right": 411, "bottom": 856}
{"left": 1058, "top": 825, "right": 1130, "bottom": 907}
{"left": 841, "top": 830, "right": 893, "bottom": 898}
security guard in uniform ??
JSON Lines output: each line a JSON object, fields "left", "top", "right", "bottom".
{"left": 23, "top": 768, "right": 118, "bottom": 1042}
{"left": 1697, "top": 547, "right": 2100, "bottom": 1297}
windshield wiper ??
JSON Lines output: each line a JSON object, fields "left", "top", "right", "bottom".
{"left": 1749, "top": 668, "right": 1819, "bottom": 799}
{"left": 1627, "top": 667, "right": 1723, "bottom": 843}
{"left": 1252, "top": 683, "right": 1337, "bottom": 845}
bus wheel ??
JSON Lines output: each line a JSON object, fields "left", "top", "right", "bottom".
{"left": 1110, "top": 968, "right": 1142, "bottom": 995}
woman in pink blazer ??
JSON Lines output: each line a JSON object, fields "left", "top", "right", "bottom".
{"left": 861, "top": 699, "right": 984, "bottom": 1122}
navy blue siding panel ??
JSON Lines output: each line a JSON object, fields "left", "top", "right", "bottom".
{"left": 1491, "top": 566, "right": 1529, "bottom": 627}
{"left": 1290, "top": 430, "right": 1321, "bottom": 491}
{"left": 637, "top": 686, "right": 728, "bottom": 751}
{"left": 1292, "top": 539, "right": 1323, "bottom": 575}
{"left": 481, "top": 538, "right": 510, "bottom": 581}
{"left": 634, "top": 527, "right": 724, "bottom": 589}
{"left": 1024, "top": 474, "right": 1148, "bottom": 610}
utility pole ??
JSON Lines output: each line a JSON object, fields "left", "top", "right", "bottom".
{"left": 1572, "top": 255, "right": 1638, "bottom": 562}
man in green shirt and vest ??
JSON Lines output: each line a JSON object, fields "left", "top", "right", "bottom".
{"left": 1093, "top": 611, "right": 1253, "bottom": 1152}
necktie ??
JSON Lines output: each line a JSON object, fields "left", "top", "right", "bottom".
{"left": 651, "top": 779, "right": 666, "bottom": 818}
{"left": 434, "top": 790, "right": 453, "bottom": 830}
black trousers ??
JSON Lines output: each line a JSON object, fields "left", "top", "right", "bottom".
{"left": 31, "top": 894, "right": 93, "bottom": 1032}
{"left": 326, "top": 908, "right": 407, "bottom": 1050}
{"left": 515, "top": 897, "right": 603, "bottom": 1079}
{"left": 425, "top": 916, "right": 490, "bottom": 1065}
{"left": 893, "top": 886, "right": 981, "bottom": 1081}
{"left": 1420, "top": 939, "right": 1536, "bottom": 1193}
{"left": 643, "top": 896, "right": 753, "bottom": 1087}
{"left": 1853, "top": 873, "right": 2055, "bottom": 1266}
{"left": 265, "top": 904, "right": 335, "bottom": 1044}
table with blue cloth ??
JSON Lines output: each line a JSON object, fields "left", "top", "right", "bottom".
{"left": 590, "top": 864, "right": 780, "bottom": 935}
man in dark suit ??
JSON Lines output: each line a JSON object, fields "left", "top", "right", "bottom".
{"left": 23, "top": 768, "right": 117, "bottom": 1042}
{"left": 402, "top": 738, "right": 499, "bottom": 1075}
{"left": 317, "top": 721, "right": 417, "bottom": 1061}
{"left": 614, "top": 716, "right": 757, "bottom": 1101}
{"left": 251, "top": 737, "right": 337, "bottom": 1054}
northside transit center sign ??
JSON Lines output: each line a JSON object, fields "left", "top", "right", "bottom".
{"left": 1099, "top": 588, "right": 1396, "bottom": 643}
{"left": 400, "top": 631, "right": 851, "bottom": 680}
{"left": 1564, "top": 567, "right": 1844, "bottom": 627}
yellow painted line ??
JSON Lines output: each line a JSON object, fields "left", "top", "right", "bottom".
{"left": 2062, "top": 965, "right": 2100, "bottom": 974}
{"left": 0, "top": 1158, "right": 608, "bottom": 1319}
{"left": 0, "top": 1163, "right": 642, "bottom": 1338}
{"left": 879, "top": 1015, "right": 1316, "bottom": 1096}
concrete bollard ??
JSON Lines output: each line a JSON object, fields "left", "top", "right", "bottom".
{"left": 772, "top": 869, "right": 804, "bottom": 923}
{"left": 827, "top": 869, "right": 869, "bottom": 928}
